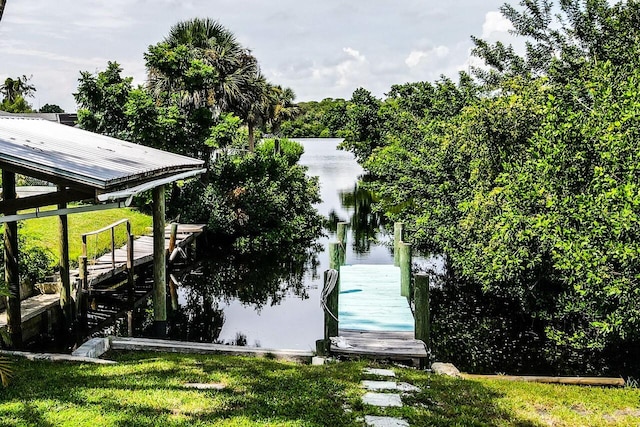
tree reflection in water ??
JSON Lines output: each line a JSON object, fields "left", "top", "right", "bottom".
{"left": 166, "top": 242, "right": 321, "bottom": 344}
{"left": 327, "top": 181, "right": 385, "bottom": 255}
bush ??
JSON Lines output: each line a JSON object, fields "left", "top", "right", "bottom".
{"left": 169, "top": 142, "right": 323, "bottom": 254}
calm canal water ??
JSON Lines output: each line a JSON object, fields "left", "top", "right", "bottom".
{"left": 172, "top": 138, "right": 395, "bottom": 350}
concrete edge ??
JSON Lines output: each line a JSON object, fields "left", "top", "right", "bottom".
{"left": 72, "top": 337, "right": 111, "bottom": 359}
{"left": 0, "top": 349, "right": 116, "bottom": 364}
{"left": 110, "top": 337, "right": 314, "bottom": 363}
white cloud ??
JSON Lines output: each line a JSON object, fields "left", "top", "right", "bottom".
{"left": 405, "top": 51, "right": 426, "bottom": 68}
{"left": 405, "top": 46, "right": 450, "bottom": 68}
{"left": 481, "top": 11, "right": 513, "bottom": 39}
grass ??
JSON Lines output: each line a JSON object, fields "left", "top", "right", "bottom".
{"left": 0, "top": 353, "right": 638, "bottom": 426}
{"left": 8, "top": 207, "right": 152, "bottom": 266}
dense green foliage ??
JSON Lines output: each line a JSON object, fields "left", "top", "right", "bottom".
{"left": 0, "top": 75, "right": 35, "bottom": 113}
{"left": 279, "top": 98, "right": 349, "bottom": 138}
{"left": 38, "top": 103, "right": 64, "bottom": 113}
{"left": 73, "top": 20, "right": 322, "bottom": 259}
{"left": 1, "top": 354, "right": 638, "bottom": 426}
{"left": 170, "top": 139, "right": 322, "bottom": 254}
{"left": 340, "top": 0, "right": 640, "bottom": 375}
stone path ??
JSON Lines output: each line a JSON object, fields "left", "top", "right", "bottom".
{"left": 360, "top": 368, "right": 421, "bottom": 427}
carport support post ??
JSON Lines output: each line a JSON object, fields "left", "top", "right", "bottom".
{"left": 58, "top": 186, "right": 73, "bottom": 330}
{"left": 2, "top": 170, "right": 22, "bottom": 348}
{"left": 152, "top": 185, "right": 167, "bottom": 338}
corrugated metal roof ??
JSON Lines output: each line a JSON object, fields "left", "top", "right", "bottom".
{"left": 0, "top": 116, "right": 205, "bottom": 190}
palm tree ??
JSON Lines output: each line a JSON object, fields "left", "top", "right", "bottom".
{"left": 146, "top": 18, "right": 258, "bottom": 115}
{"left": 1, "top": 75, "right": 35, "bottom": 103}
{"left": 236, "top": 73, "right": 271, "bottom": 152}
{"left": 267, "top": 85, "right": 300, "bottom": 137}
{"left": 0, "top": 0, "right": 6, "bottom": 24}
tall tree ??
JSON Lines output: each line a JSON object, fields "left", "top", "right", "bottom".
{"left": 74, "top": 62, "right": 133, "bottom": 139}
{"left": 145, "top": 18, "right": 259, "bottom": 115}
{"left": 267, "top": 85, "right": 300, "bottom": 137}
{"left": 1, "top": 76, "right": 35, "bottom": 103}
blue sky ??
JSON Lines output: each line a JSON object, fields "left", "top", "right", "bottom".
{"left": 0, "top": 0, "right": 515, "bottom": 112}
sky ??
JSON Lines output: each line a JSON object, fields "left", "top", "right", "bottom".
{"left": 0, "top": 0, "right": 516, "bottom": 112}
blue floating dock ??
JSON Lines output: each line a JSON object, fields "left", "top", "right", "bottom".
{"left": 338, "top": 264, "right": 414, "bottom": 332}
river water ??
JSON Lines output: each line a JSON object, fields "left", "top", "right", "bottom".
{"left": 171, "top": 138, "right": 395, "bottom": 350}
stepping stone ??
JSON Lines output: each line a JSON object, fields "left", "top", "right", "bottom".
{"left": 362, "top": 392, "right": 403, "bottom": 407}
{"left": 361, "top": 380, "right": 397, "bottom": 391}
{"left": 183, "top": 383, "right": 226, "bottom": 390}
{"left": 364, "top": 368, "right": 396, "bottom": 377}
{"left": 396, "top": 382, "right": 421, "bottom": 393}
{"left": 364, "top": 415, "right": 409, "bottom": 427}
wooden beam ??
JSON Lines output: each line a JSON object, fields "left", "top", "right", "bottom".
{"left": 2, "top": 170, "right": 22, "bottom": 348}
{"left": 58, "top": 185, "right": 73, "bottom": 332}
{"left": 414, "top": 273, "right": 430, "bottom": 348}
{"left": 0, "top": 188, "right": 94, "bottom": 214}
{"left": 461, "top": 374, "right": 625, "bottom": 387}
{"left": 152, "top": 185, "right": 167, "bottom": 337}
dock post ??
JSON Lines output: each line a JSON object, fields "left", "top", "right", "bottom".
{"left": 329, "top": 241, "right": 341, "bottom": 271}
{"left": 152, "top": 185, "right": 167, "bottom": 338}
{"left": 337, "top": 221, "right": 348, "bottom": 265}
{"left": 322, "top": 269, "right": 339, "bottom": 349}
{"left": 58, "top": 186, "right": 73, "bottom": 332}
{"left": 414, "top": 273, "right": 430, "bottom": 347}
{"left": 126, "top": 233, "right": 135, "bottom": 337}
{"left": 78, "top": 255, "right": 89, "bottom": 337}
{"left": 394, "top": 222, "right": 404, "bottom": 267}
{"left": 399, "top": 242, "right": 412, "bottom": 297}
{"left": 168, "top": 223, "right": 178, "bottom": 254}
{"left": 2, "top": 170, "right": 22, "bottom": 348}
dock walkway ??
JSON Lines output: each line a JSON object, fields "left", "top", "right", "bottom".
{"left": 338, "top": 264, "right": 414, "bottom": 331}
{"left": 76, "top": 223, "right": 206, "bottom": 287}
{"left": 329, "top": 263, "right": 428, "bottom": 365}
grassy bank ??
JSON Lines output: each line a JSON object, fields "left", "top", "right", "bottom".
{"left": 0, "top": 353, "right": 638, "bottom": 426}
{"left": 7, "top": 207, "right": 152, "bottom": 266}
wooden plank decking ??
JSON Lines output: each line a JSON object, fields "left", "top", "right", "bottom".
{"left": 0, "top": 224, "right": 205, "bottom": 339}
{"left": 331, "top": 264, "right": 427, "bottom": 364}
{"left": 338, "top": 264, "right": 414, "bottom": 331}
{"left": 76, "top": 223, "right": 206, "bottom": 287}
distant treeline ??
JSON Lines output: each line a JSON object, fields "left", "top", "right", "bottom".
{"left": 279, "top": 98, "right": 349, "bottom": 138}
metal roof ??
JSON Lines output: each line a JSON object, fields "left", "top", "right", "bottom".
{"left": 0, "top": 116, "right": 205, "bottom": 190}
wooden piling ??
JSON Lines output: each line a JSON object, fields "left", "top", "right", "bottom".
{"left": 169, "top": 274, "right": 179, "bottom": 311}
{"left": 58, "top": 192, "right": 73, "bottom": 327}
{"left": 399, "top": 242, "right": 412, "bottom": 297}
{"left": 414, "top": 273, "right": 430, "bottom": 347}
{"left": 78, "top": 255, "right": 89, "bottom": 335}
{"left": 2, "top": 170, "right": 22, "bottom": 348}
{"left": 126, "top": 234, "right": 135, "bottom": 311}
{"left": 337, "top": 221, "right": 348, "bottom": 265}
{"left": 168, "top": 223, "right": 178, "bottom": 253}
{"left": 394, "top": 222, "right": 404, "bottom": 267}
{"left": 323, "top": 269, "right": 339, "bottom": 342}
{"left": 152, "top": 185, "right": 167, "bottom": 338}
{"left": 329, "top": 241, "right": 341, "bottom": 271}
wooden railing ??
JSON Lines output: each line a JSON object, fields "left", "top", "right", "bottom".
{"left": 81, "top": 218, "right": 131, "bottom": 270}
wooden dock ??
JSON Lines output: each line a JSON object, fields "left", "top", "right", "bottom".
{"left": 338, "top": 264, "right": 414, "bottom": 331}
{"left": 76, "top": 223, "right": 206, "bottom": 287}
{"left": 327, "top": 262, "right": 428, "bottom": 365}
{"left": 0, "top": 223, "right": 206, "bottom": 343}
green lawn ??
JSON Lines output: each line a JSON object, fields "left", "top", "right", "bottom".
{"left": 9, "top": 207, "right": 152, "bottom": 266}
{"left": 0, "top": 353, "right": 638, "bottom": 426}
